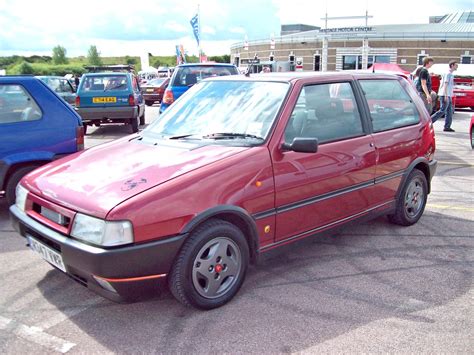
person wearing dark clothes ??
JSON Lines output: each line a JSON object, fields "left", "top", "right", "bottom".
{"left": 74, "top": 75, "right": 80, "bottom": 90}
{"left": 416, "top": 57, "right": 436, "bottom": 113}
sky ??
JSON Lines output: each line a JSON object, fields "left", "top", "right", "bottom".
{"left": 0, "top": 0, "right": 472, "bottom": 58}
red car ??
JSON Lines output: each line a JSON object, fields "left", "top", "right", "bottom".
{"left": 140, "top": 77, "right": 170, "bottom": 106}
{"left": 11, "top": 72, "right": 437, "bottom": 309}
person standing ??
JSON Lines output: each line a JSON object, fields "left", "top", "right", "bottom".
{"left": 416, "top": 57, "right": 437, "bottom": 113}
{"left": 431, "top": 60, "right": 458, "bottom": 132}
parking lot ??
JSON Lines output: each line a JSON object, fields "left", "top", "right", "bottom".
{"left": 0, "top": 106, "right": 472, "bottom": 353}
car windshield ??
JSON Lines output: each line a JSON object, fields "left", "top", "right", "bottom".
{"left": 144, "top": 80, "right": 289, "bottom": 140}
{"left": 171, "top": 66, "right": 238, "bottom": 87}
{"left": 81, "top": 75, "right": 128, "bottom": 91}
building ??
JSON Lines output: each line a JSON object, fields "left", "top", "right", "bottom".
{"left": 231, "top": 11, "right": 474, "bottom": 73}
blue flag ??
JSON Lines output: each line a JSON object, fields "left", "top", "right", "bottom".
{"left": 190, "top": 14, "right": 200, "bottom": 46}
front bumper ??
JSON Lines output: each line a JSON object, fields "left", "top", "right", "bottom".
{"left": 10, "top": 205, "right": 187, "bottom": 302}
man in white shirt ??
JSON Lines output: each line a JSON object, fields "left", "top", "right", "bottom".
{"left": 431, "top": 60, "right": 458, "bottom": 132}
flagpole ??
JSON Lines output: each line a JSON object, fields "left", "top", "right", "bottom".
{"left": 198, "top": 4, "right": 201, "bottom": 62}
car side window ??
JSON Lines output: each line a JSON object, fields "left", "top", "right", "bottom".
{"left": 0, "top": 84, "right": 42, "bottom": 124}
{"left": 284, "top": 82, "right": 364, "bottom": 144}
{"left": 359, "top": 79, "right": 420, "bottom": 132}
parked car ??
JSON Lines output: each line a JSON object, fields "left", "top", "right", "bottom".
{"left": 0, "top": 76, "right": 84, "bottom": 205}
{"left": 11, "top": 72, "right": 437, "bottom": 309}
{"left": 141, "top": 77, "right": 170, "bottom": 106}
{"left": 159, "top": 63, "right": 239, "bottom": 113}
{"left": 36, "top": 76, "right": 77, "bottom": 106}
{"left": 75, "top": 72, "right": 145, "bottom": 134}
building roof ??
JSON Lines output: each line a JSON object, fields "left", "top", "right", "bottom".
{"left": 432, "top": 11, "right": 474, "bottom": 24}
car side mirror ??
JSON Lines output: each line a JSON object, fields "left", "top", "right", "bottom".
{"left": 281, "top": 137, "right": 318, "bottom": 153}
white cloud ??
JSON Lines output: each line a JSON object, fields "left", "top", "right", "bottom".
{"left": 202, "top": 25, "right": 216, "bottom": 35}
{"left": 230, "top": 27, "right": 246, "bottom": 34}
{"left": 163, "top": 21, "right": 189, "bottom": 33}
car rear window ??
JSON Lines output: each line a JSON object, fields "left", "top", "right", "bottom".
{"left": 147, "top": 78, "right": 166, "bottom": 86}
{"left": 171, "top": 66, "right": 238, "bottom": 87}
{"left": 81, "top": 75, "right": 128, "bottom": 92}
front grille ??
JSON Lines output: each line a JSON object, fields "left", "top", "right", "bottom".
{"left": 32, "top": 203, "right": 71, "bottom": 229}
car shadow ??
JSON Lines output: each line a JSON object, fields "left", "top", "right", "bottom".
{"left": 34, "top": 210, "right": 473, "bottom": 353}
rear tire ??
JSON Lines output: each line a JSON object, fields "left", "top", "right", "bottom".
{"left": 145, "top": 101, "right": 153, "bottom": 106}
{"left": 83, "top": 124, "right": 88, "bottom": 135}
{"left": 470, "top": 126, "right": 474, "bottom": 149}
{"left": 388, "top": 169, "right": 427, "bottom": 226}
{"left": 6, "top": 165, "right": 41, "bottom": 205}
{"left": 169, "top": 219, "right": 249, "bottom": 310}
{"left": 130, "top": 116, "right": 139, "bottom": 133}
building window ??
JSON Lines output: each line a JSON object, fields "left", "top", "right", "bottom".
{"left": 417, "top": 54, "right": 427, "bottom": 65}
{"left": 314, "top": 55, "right": 321, "bottom": 71}
{"left": 234, "top": 56, "right": 240, "bottom": 67}
{"left": 289, "top": 55, "right": 295, "bottom": 71}
{"left": 461, "top": 56, "right": 472, "bottom": 64}
{"left": 269, "top": 55, "right": 274, "bottom": 62}
{"left": 343, "top": 55, "right": 357, "bottom": 70}
{"left": 375, "top": 55, "right": 391, "bottom": 63}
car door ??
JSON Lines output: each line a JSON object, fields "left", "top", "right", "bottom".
{"left": 358, "top": 78, "right": 425, "bottom": 207}
{"left": 271, "top": 80, "right": 376, "bottom": 242}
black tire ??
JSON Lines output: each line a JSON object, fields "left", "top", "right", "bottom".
{"left": 130, "top": 116, "right": 139, "bottom": 133}
{"left": 169, "top": 219, "right": 249, "bottom": 310}
{"left": 83, "top": 124, "right": 88, "bottom": 135}
{"left": 139, "top": 109, "right": 145, "bottom": 126}
{"left": 145, "top": 101, "right": 154, "bottom": 106}
{"left": 388, "top": 169, "right": 428, "bottom": 226}
{"left": 5, "top": 165, "right": 41, "bottom": 205}
{"left": 471, "top": 126, "right": 474, "bottom": 149}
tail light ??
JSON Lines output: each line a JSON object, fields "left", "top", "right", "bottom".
{"left": 75, "top": 96, "right": 80, "bottom": 107}
{"left": 128, "top": 94, "right": 135, "bottom": 106}
{"left": 76, "top": 126, "right": 85, "bottom": 151}
{"left": 162, "top": 89, "right": 174, "bottom": 105}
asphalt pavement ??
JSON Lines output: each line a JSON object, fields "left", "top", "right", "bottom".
{"left": 0, "top": 106, "right": 472, "bottom": 353}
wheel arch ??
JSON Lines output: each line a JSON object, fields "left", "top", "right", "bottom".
{"left": 181, "top": 205, "right": 260, "bottom": 264}
{"left": 1, "top": 159, "right": 49, "bottom": 191}
{"left": 396, "top": 158, "right": 432, "bottom": 201}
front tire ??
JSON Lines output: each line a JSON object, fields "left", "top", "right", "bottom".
{"left": 169, "top": 219, "right": 249, "bottom": 310}
{"left": 388, "top": 169, "right": 428, "bottom": 226}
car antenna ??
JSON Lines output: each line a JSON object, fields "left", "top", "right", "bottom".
{"left": 245, "top": 54, "right": 258, "bottom": 77}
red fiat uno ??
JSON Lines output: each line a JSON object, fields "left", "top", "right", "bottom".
{"left": 11, "top": 72, "right": 437, "bottom": 309}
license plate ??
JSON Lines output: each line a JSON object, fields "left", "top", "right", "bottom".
{"left": 27, "top": 236, "right": 66, "bottom": 272}
{"left": 146, "top": 88, "right": 154, "bottom": 92}
{"left": 454, "top": 93, "right": 466, "bottom": 97}
{"left": 92, "top": 97, "right": 117, "bottom": 103}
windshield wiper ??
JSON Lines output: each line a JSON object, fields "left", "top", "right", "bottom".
{"left": 202, "top": 132, "right": 264, "bottom": 140}
{"left": 168, "top": 134, "right": 200, "bottom": 140}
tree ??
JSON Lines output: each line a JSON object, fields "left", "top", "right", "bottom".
{"left": 87, "top": 45, "right": 102, "bottom": 66}
{"left": 17, "top": 61, "right": 35, "bottom": 74}
{"left": 52, "top": 45, "right": 68, "bottom": 65}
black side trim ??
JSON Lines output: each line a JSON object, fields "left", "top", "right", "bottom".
{"left": 182, "top": 205, "right": 260, "bottom": 262}
{"left": 260, "top": 201, "right": 393, "bottom": 252}
{"left": 374, "top": 170, "right": 405, "bottom": 184}
{"left": 253, "top": 209, "right": 276, "bottom": 220}
{"left": 277, "top": 180, "right": 374, "bottom": 214}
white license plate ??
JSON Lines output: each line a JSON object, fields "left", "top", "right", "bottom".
{"left": 27, "top": 236, "right": 66, "bottom": 272}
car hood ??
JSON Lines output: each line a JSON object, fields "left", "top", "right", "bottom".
{"left": 24, "top": 136, "right": 249, "bottom": 218}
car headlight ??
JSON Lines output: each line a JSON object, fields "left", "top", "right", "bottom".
{"left": 15, "top": 184, "right": 28, "bottom": 212}
{"left": 71, "top": 213, "right": 133, "bottom": 247}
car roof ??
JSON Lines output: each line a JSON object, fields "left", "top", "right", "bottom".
{"left": 82, "top": 72, "right": 129, "bottom": 77}
{"left": 205, "top": 71, "right": 405, "bottom": 83}
{"left": 36, "top": 76, "right": 68, "bottom": 79}
{"left": 176, "top": 63, "right": 237, "bottom": 68}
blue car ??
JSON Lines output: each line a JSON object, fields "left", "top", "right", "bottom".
{"left": 75, "top": 71, "right": 145, "bottom": 134}
{"left": 0, "top": 76, "right": 84, "bottom": 205}
{"left": 160, "top": 63, "right": 239, "bottom": 113}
